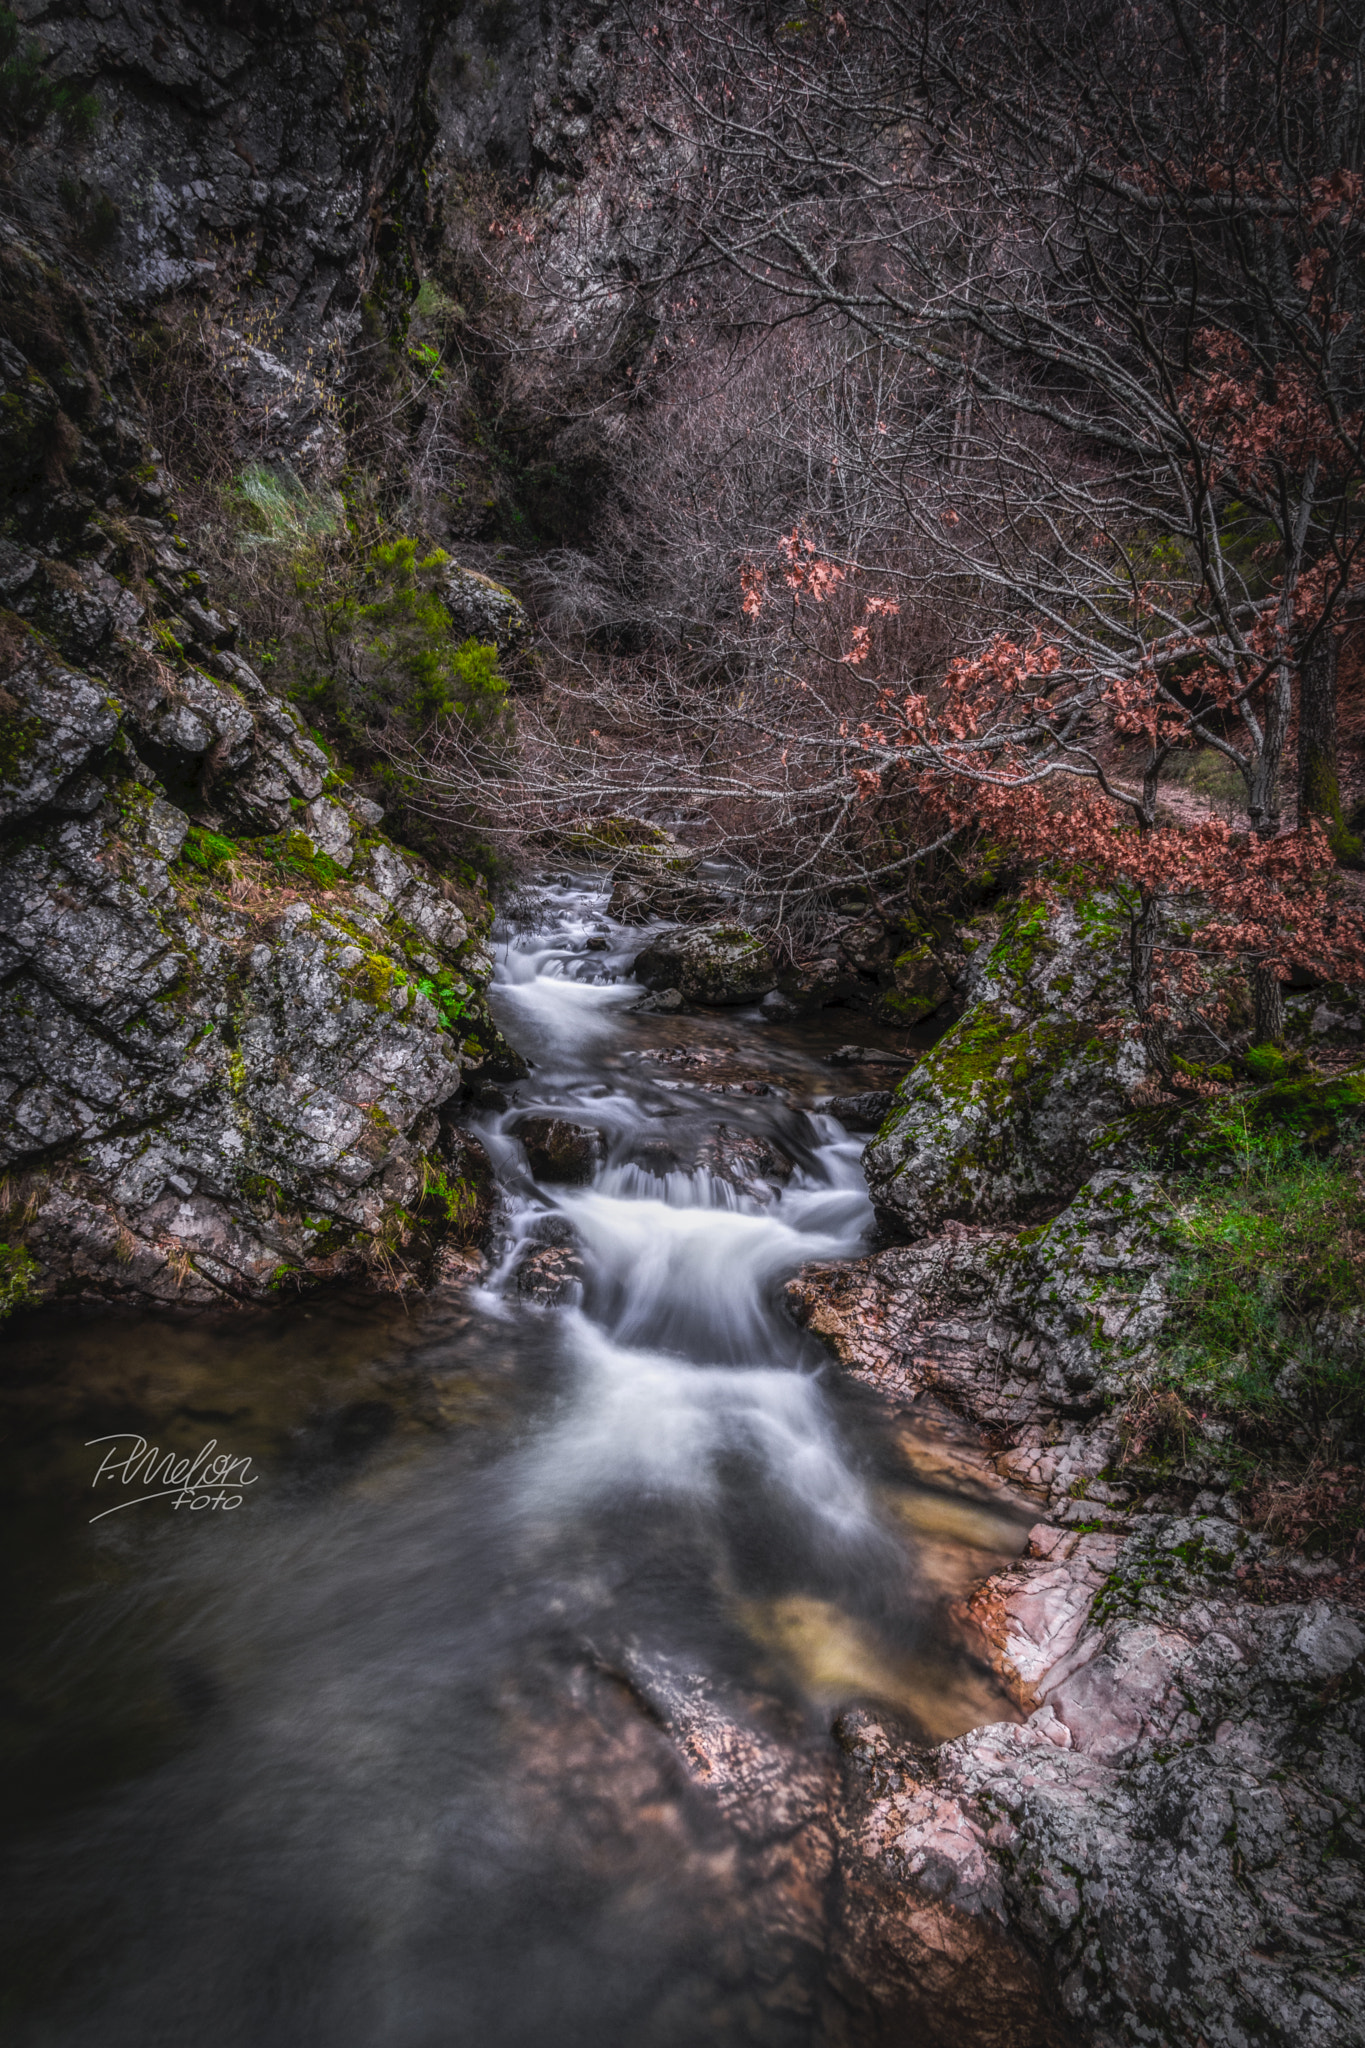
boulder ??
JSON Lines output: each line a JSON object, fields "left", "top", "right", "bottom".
{"left": 633, "top": 923, "right": 777, "bottom": 1007}
{"left": 441, "top": 564, "right": 531, "bottom": 658}
{"left": 865, "top": 897, "right": 1147, "bottom": 1238}
{"left": 875, "top": 939, "right": 954, "bottom": 1026}
{"left": 513, "top": 1115, "right": 605, "bottom": 1184}
{"left": 823, "top": 1090, "right": 896, "bottom": 1132}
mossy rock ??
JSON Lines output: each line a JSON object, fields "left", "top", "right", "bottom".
{"left": 633, "top": 922, "right": 777, "bottom": 1007}
{"left": 865, "top": 896, "right": 1147, "bottom": 1235}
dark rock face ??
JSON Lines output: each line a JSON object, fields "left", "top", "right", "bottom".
{"left": 634, "top": 922, "right": 777, "bottom": 1006}
{"left": 512, "top": 1114, "right": 604, "bottom": 1183}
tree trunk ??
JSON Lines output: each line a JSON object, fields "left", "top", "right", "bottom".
{"left": 1130, "top": 889, "right": 1174, "bottom": 1085}
{"left": 1298, "top": 631, "right": 1355, "bottom": 855}
{"left": 1251, "top": 960, "right": 1286, "bottom": 1045}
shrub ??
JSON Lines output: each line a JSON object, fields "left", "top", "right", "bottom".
{"left": 292, "top": 535, "right": 510, "bottom": 738}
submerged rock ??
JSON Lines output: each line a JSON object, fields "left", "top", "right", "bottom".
{"left": 865, "top": 897, "right": 1147, "bottom": 1238}
{"left": 512, "top": 1114, "right": 605, "bottom": 1184}
{"left": 633, "top": 922, "right": 777, "bottom": 1006}
{"left": 695, "top": 1123, "right": 794, "bottom": 1199}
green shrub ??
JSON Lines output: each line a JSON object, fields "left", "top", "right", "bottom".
{"left": 293, "top": 536, "right": 510, "bottom": 738}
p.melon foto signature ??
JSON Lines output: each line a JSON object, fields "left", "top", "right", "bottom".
{"left": 86, "top": 1435, "right": 259, "bottom": 1522}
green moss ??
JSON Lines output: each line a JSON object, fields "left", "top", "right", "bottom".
{"left": 344, "top": 951, "right": 405, "bottom": 1011}
{"left": 0, "top": 702, "right": 41, "bottom": 781}
{"left": 178, "top": 825, "right": 236, "bottom": 874}
{"left": 876, "top": 987, "right": 943, "bottom": 1025}
{"left": 0, "top": 1239, "right": 38, "bottom": 1319}
{"left": 1244, "top": 1042, "right": 1288, "bottom": 1083}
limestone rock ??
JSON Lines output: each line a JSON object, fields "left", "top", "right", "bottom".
{"left": 633, "top": 922, "right": 777, "bottom": 1007}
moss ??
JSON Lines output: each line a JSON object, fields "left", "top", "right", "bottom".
{"left": 0, "top": 1239, "right": 39, "bottom": 1319}
{"left": 345, "top": 951, "right": 404, "bottom": 1011}
{"left": 1301, "top": 747, "right": 1363, "bottom": 864}
{"left": 0, "top": 700, "right": 41, "bottom": 781}
{"left": 877, "top": 986, "right": 943, "bottom": 1025}
{"left": 178, "top": 825, "right": 236, "bottom": 874}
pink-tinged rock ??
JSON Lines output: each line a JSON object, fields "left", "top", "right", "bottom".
{"left": 1046, "top": 1624, "right": 1194, "bottom": 1761}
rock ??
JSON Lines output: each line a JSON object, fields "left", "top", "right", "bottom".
{"left": 759, "top": 988, "right": 802, "bottom": 1021}
{"left": 511, "top": 1220, "right": 585, "bottom": 1306}
{"left": 695, "top": 1124, "right": 794, "bottom": 1198}
{"left": 865, "top": 896, "right": 1147, "bottom": 1238}
{"left": 630, "top": 986, "right": 685, "bottom": 1014}
{"left": 875, "top": 939, "right": 954, "bottom": 1026}
{"left": 787, "top": 1169, "right": 1170, "bottom": 1505}
{"left": 826, "top": 1044, "right": 915, "bottom": 1067}
{"left": 304, "top": 795, "right": 355, "bottom": 868}
{"left": 441, "top": 564, "right": 531, "bottom": 657}
{"left": 633, "top": 923, "right": 777, "bottom": 1006}
{"left": 513, "top": 1114, "right": 605, "bottom": 1184}
{"left": 0, "top": 634, "right": 118, "bottom": 828}
{"left": 823, "top": 1090, "right": 896, "bottom": 1131}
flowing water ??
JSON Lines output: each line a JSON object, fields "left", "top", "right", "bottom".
{"left": 0, "top": 876, "right": 1036, "bottom": 2047}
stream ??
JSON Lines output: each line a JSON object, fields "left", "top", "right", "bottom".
{"left": 0, "top": 876, "right": 1036, "bottom": 2047}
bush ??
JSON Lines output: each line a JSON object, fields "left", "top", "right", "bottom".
{"left": 293, "top": 535, "right": 511, "bottom": 738}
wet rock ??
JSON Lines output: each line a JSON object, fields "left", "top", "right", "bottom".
{"left": 630, "top": 985, "right": 685, "bottom": 1014}
{"left": 513, "top": 1114, "right": 605, "bottom": 1184}
{"left": 512, "top": 1229, "right": 585, "bottom": 1306}
{"left": 825, "top": 1044, "right": 915, "bottom": 1068}
{"left": 865, "top": 897, "right": 1147, "bottom": 1238}
{"left": 695, "top": 1124, "right": 794, "bottom": 1198}
{"left": 822, "top": 1090, "right": 896, "bottom": 1131}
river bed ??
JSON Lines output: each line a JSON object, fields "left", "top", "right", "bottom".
{"left": 0, "top": 876, "right": 1039, "bottom": 2046}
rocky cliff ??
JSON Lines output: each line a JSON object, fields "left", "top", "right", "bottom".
{"left": 0, "top": 0, "right": 629, "bottom": 1310}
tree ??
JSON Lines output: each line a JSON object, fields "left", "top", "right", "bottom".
{"left": 645, "top": 0, "right": 1365, "bottom": 851}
